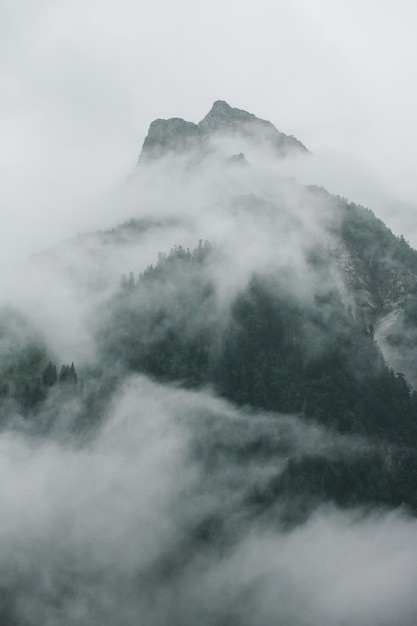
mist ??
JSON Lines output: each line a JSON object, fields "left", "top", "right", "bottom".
{"left": 0, "top": 375, "right": 415, "bottom": 625}
{"left": 3, "top": 0, "right": 417, "bottom": 262}
{"left": 0, "top": 145, "right": 415, "bottom": 621}
{"left": 1, "top": 138, "right": 346, "bottom": 368}
{"left": 2, "top": 2, "right": 417, "bottom": 620}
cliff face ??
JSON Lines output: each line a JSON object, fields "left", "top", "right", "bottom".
{"left": 330, "top": 198, "right": 417, "bottom": 386}
{"left": 139, "top": 118, "right": 201, "bottom": 160}
{"left": 332, "top": 235, "right": 417, "bottom": 384}
{"left": 138, "top": 100, "right": 308, "bottom": 161}
{"left": 334, "top": 238, "right": 417, "bottom": 319}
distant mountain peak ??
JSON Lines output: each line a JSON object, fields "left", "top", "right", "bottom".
{"left": 210, "top": 99, "right": 232, "bottom": 112}
{"left": 139, "top": 117, "right": 200, "bottom": 161}
{"left": 138, "top": 101, "right": 308, "bottom": 162}
{"left": 198, "top": 100, "right": 265, "bottom": 134}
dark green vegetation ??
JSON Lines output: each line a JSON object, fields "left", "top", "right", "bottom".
{"left": 102, "top": 240, "right": 417, "bottom": 439}
{"left": 98, "top": 229, "right": 417, "bottom": 518}
{"left": 307, "top": 185, "right": 417, "bottom": 277}
{"left": 0, "top": 309, "right": 79, "bottom": 423}
{"left": 4, "top": 192, "right": 417, "bottom": 523}
{"left": 339, "top": 197, "right": 417, "bottom": 275}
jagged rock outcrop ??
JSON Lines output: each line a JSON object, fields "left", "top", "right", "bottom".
{"left": 329, "top": 199, "right": 417, "bottom": 386}
{"left": 139, "top": 118, "right": 202, "bottom": 161}
{"left": 333, "top": 239, "right": 417, "bottom": 321}
{"left": 139, "top": 100, "right": 308, "bottom": 162}
{"left": 198, "top": 100, "right": 308, "bottom": 155}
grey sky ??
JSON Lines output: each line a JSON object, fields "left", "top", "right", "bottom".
{"left": 2, "top": 0, "right": 417, "bottom": 258}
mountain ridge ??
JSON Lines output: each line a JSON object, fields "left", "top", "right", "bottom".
{"left": 139, "top": 100, "right": 308, "bottom": 162}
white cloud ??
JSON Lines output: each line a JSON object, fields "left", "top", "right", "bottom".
{"left": 0, "top": 376, "right": 415, "bottom": 625}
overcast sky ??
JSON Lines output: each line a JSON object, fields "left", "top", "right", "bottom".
{"left": 2, "top": 0, "right": 417, "bottom": 257}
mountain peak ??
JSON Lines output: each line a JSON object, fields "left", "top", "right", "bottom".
{"left": 211, "top": 100, "right": 233, "bottom": 112}
{"left": 139, "top": 101, "right": 308, "bottom": 162}
{"left": 198, "top": 100, "right": 259, "bottom": 134}
{"left": 139, "top": 117, "right": 200, "bottom": 161}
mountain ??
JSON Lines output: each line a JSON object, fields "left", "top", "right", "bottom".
{"left": 1, "top": 102, "right": 417, "bottom": 624}
{"left": 139, "top": 100, "right": 308, "bottom": 161}
{"left": 6, "top": 101, "right": 417, "bottom": 491}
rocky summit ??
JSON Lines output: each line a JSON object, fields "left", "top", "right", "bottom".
{"left": 138, "top": 100, "right": 308, "bottom": 161}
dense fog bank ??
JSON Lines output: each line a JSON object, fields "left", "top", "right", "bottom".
{"left": 0, "top": 376, "right": 415, "bottom": 625}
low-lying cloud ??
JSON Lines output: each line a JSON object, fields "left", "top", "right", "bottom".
{"left": 1, "top": 146, "right": 347, "bottom": 366}
{"left": 0, "top": 109, "right": 416, "bottom": 624}
{"left": 0, "top": 376, "right": 415, "bottom": 625}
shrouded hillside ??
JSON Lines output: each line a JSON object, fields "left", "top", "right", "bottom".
{"left": 98, "top": 239, "right": 417, "bottom": 515}
{"left": 2, "top": 101, "right": 417, "bottom": 624}
{"left": 100, "top": 239, "right": 417, "bottom": 440}
{"left": 0, "top": 308, "right": 80, "bottom": 427}
{"left": 4, "top": 101, "right": 417, "bottom": 515}
{"left": 333, "top": 192, "right": 417, "bottom": 314}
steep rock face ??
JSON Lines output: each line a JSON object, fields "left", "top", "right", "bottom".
{"left": 332, "top": 235, "right": 417, "bottom": 385}
{"left": 139, "top": 118, "right": 202, "bottom": 161}
{"left": 139, "top": 100, "right": 307, "bottom": 162}
{"left": 329, "top": 200, "right": 417, "bottom": 385}
{"left": 374, "top": 309, "right": 417, "bottom": 387}
{"left": 333, "top": 239, "right": 417, "bottom": 320}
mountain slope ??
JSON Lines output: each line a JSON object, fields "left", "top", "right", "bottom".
{"left": 2, "top": 101, "right": 417, "bottom": 624}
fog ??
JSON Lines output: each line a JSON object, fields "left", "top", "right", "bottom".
{"left": 0, "top": 376, "right": 414, "bottom": 625}
{"left": 2, "top": 139, "right": 345, "bottom": 364}
{"left": 2, "top": 2, "right": 417, "bottom": 621}
{"left": 2, "top": 0, "right": 417, "bottom": 259}
{"left": 0, "top": 124, "right": 415, "bottom": 621}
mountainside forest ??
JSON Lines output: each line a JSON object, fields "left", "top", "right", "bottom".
{"left": 1, "top": 102, "right": 417, "bottom": 625}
